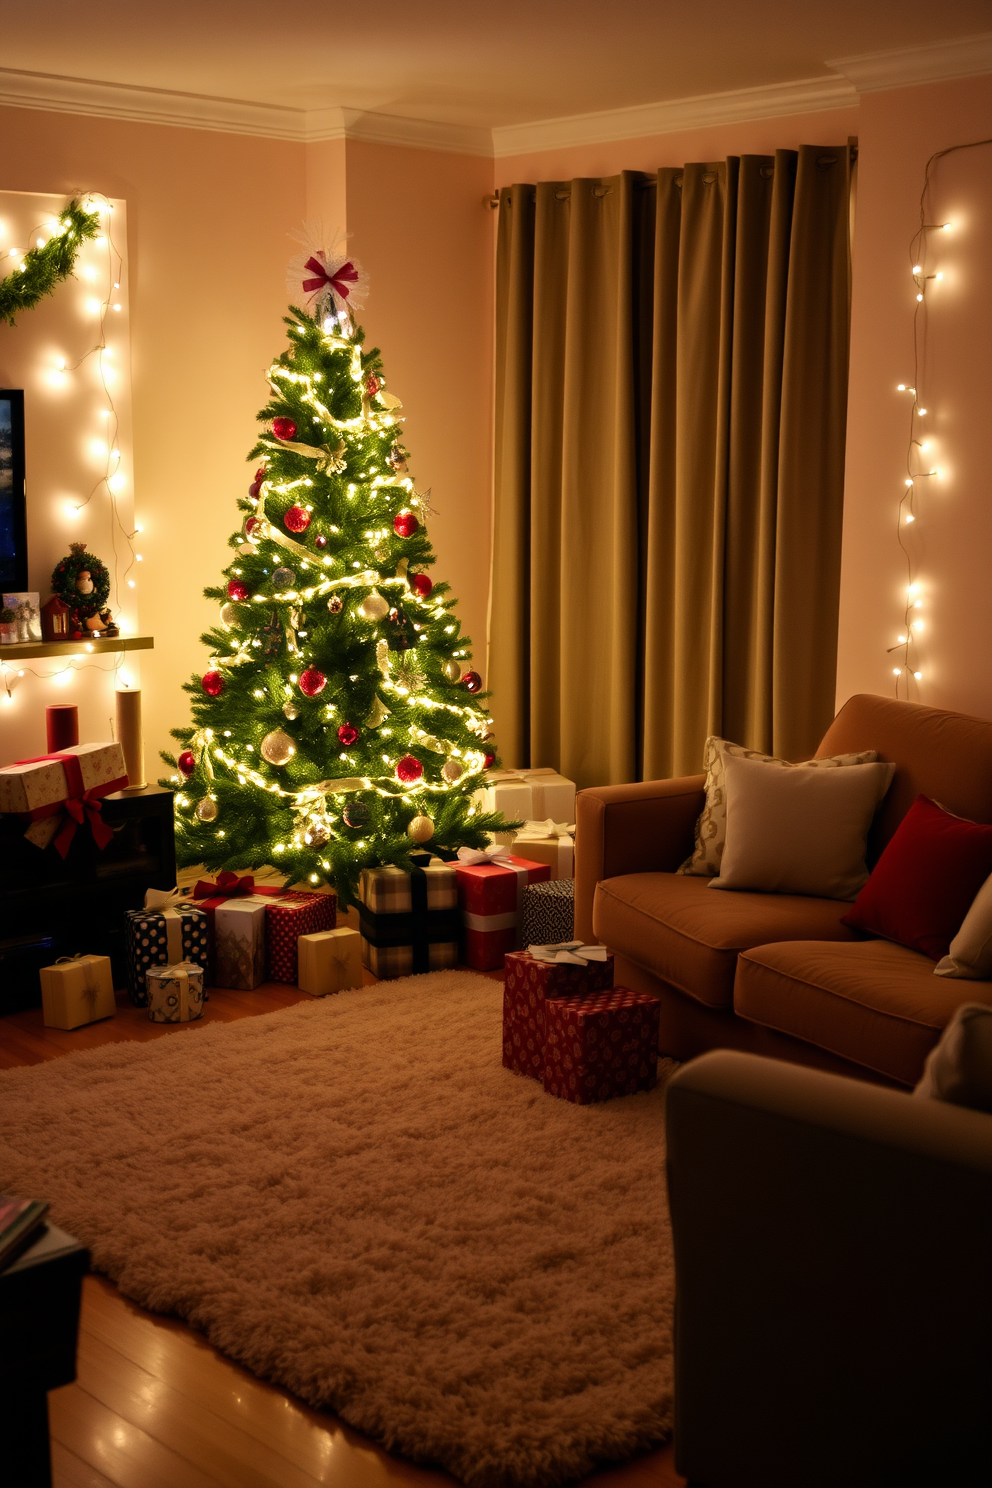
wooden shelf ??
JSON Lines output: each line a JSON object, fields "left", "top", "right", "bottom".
{"left": 0, "top": 634, "right": 154, "bottom": 662}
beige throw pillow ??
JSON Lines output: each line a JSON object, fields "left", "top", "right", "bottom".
{"left": 679, "top": 736, "right": 879, "bottom": 877}
{"left": 914, "top": 1003, "right": 992, "bottom": 1112}
{"left": 935, "top": 872, "right": 992, "bottom": 979}
{"left": 709, "top": 752, "right": 895, "bottom": 900}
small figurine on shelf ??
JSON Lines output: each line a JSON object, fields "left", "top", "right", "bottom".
{"left": 50, "top": 542, "right": 119, "bottom": 640}
{"left": 0, "top": 606, "right": 16, "bottom": 644}
{"left": 40, "top": 594, "right": 72, "bottom": 640}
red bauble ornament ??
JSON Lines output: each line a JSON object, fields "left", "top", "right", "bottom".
{"left": 248, "top": 479, "right": 262, "bottom": 500}
{"left": 337, "top": 722, "right": 360, "bottom": 747}
{"left": 299, "top": 667, "right": 327, "bottom": 697}
{"left": 284, "top": 505, "right": 311, "bottom": 534}
{"left": 245, "top": 517, "right": 261, "bottom": 537}
{"left": 314, "top": 534, "right": 328, "bottom": 549}
{"left": 272, "top": 417, "right": 297, "bottom": 440}
{"left": 461, "top": 670, "right": 483, "bottom": 693}
{"left": 254, "top": 466, "right": 266, "bottom": 481}
{"left": 227, "top": 578, "right": 250, "bottom": 601}
{"left": 393, "top": 511, "right": 419, "bottom": 538}
{"left": 365, "top": 372, "right": 381, "bottom": 397}
{"left": 410, "top": 572, "right": 433, "bottom": 598}
{"left": 178, "top": 750, "right": 196, "bottom": 777}
{"left": 483, "top": 749, "right": 496, "bottom": 769}
{"left": 202, "top": 670, "right": 225, "bottom": 697}
{"left": 396, "top": 754, "right": 423, "bottom": 784}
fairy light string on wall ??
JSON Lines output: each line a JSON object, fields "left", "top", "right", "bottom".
{"left": 0, "top": 191, "right": 140, "bottom": 706}
{"left": 888, "top": 136, "right": 992, "bottom": 698}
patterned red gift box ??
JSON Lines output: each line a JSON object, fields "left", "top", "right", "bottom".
{"left": 543, "top": 987, "right": 660, "bottom": 1105}
{"left": 456, "top": 854, "right": 551, "bottom": 971}
{"left": 263, "top": 889, "right": 337, "bottom": 984}
{"left": 502, "top": 947, "right": 614, "bottom": 1080}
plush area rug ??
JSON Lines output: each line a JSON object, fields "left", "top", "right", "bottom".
{"left": 1, "top": 971, "right": 674, "bottom": 1487}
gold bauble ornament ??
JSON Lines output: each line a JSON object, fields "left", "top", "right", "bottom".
{"left": 443, "top": 660, "right": 461, "bottom": 682}
{"left": 303, "top": 821, "right": 330, "bottom": 848}
{"left": 359, "top": 592, "right": 390, "bottom": 622}
{"left": 441, "top": 758, "right": 463, "bottom": 784}
{"left": 196, "top": 797, "right": 218, "bottom": 822}
{"left": 283, "top": 702, "right": 299, "bottom": 721}
{"left": 219, "top": 603, "right": 237, "bottom": 628}
{"left": 260, "top": 729, "right": 296, "bottom": 766}
{"left": 407, "top": 813, "right": 434, "bottom": 843}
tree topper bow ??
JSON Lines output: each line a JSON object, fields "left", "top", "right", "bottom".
{"left": 288, "top": 228, "right": 369, "bottom": 319}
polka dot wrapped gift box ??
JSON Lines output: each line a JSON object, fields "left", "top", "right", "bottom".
{"left": 125, "top": 896, "right": 210, "bottom": 1006}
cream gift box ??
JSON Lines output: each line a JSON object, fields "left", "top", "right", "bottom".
{"left": 0, "top": 742, "right": 127, "bottom": 815}
{"left": 213, "top": 898, "right": 268, "bottom": 990}
{"left": 510, "top": 819, "right": 575, "bottom": 879}
{"left": 39, "top": 954, "right": 115, "bottom": 1030}
{"left": 476, "top": 768, "right": 576, "bottom": 835}
{"left": 298, "top": 927, "right": 363, "bottom": 995}
{"left": 146, "top": 961, "right": 205, "bottom": 1023}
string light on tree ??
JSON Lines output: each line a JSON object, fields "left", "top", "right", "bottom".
{"left": 161, "top": 236, "right": 512, "bottom": 904}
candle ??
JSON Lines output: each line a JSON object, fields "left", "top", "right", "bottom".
{"left": 46, "top": 704, "right": 79, "bottom": 752}
{"left": 116, "top": 688, "right": 145, "bottom": 791}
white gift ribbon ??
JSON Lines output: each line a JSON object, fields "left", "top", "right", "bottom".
{"left": 513, "top": 819, "right": 575, "bottom": 840}
{"left": 528, "top": 940, "right": 609, "bottom": 965}
{"left": 456, "top": 843, "right": 516, "bottom": 867}
{"left": 144, "top": 887, "right": 194, "bottom": 964}
{"left": 463, "top": 910, "right": 517, "bottom": 932}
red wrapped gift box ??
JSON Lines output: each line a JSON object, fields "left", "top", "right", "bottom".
{"left": 543, "top": 987, "right": 660, "bottom": 1105}
{"left": 264, "top": 889, "right": 336, "bottom": 983}
{"left": 456, "top": 854, "right": 551, "bottom": 971}
{"left": 502, "top": 947, "right": 614, "bottom": 1079}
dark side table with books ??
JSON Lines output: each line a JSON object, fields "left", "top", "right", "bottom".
{"left": 0, "top": 1206, "right": 89, "bottom": 1488}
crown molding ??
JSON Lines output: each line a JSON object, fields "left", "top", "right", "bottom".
{"left": 308, "top": 105, "right": 492, "bottom": 154}
{"left": 491, "top": 75, "right": 858, "bottom": 159}
{"left": 829, "top": 31, "right": 992, "bottom": 91}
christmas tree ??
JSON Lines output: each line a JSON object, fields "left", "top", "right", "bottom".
{"left": 162, "top": 238, "right": 506, "bottom": 906}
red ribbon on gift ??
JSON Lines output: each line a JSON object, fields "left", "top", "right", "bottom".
{"left": 302, "top": 255, "right": 359, "bottom": 300}
{"left": 16, "top": 750, "right": 121, "bottom": 859}
{"left": 191, "top": 870, "right": 255, "bottom": 900}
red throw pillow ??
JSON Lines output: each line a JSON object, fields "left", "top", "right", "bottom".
{"left": 843, "top": 796, "right": 992, "bottom": 960}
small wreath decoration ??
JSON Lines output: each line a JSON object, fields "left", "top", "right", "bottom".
{"left": 51, "top": 542, "right": 111, "bottom": 618}
{"left": 0, "top": 198, "right": 101, "bottom": 327}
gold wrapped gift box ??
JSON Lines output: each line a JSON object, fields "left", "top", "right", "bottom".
{"left": 297, "top": 927, "right": 364, "bottom": 996}
{"left": 39, "top": 954, "right": 116, "bottom": 1030}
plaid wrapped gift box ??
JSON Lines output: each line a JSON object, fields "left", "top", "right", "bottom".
{"left": 125, "top": 897, "right": 209, "bottom": 1005}
{"left": 543, "top": 986, "right": 660, "bottom": 1105}
{"left": 502, "top": 946, "right": 614, "bottom": 1080}
{"left": 264, "top": 890, "right": 336, "bottom": 984}
{"left": 455, "top": 852, "right": 550, "bottom": 971}
{"left": 520, "top": 879, "right": 575, "bottom": 948}
{"left": 359, "top": 854, "right": 459, "bottom": 978}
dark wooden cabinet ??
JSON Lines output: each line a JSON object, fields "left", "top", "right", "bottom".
{"left": 0, "top": 786, "right": 177, "bottom": 1009}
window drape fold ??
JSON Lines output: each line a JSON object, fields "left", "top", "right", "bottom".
{"left": 490, "top": 147, "right": 851, "bottom": 788}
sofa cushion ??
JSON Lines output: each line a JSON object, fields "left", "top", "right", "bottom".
{"left": 735, "top": 939, "right": 992, "bottom": 1087}
{"left": 592, "top": 873, "right": 855, "bottom": 1011}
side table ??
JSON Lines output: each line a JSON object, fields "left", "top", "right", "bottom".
{"left": 0, "top": 1222, "right": 90, "bottom": 1487}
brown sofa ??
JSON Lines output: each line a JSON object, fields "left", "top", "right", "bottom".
{"left": 574, "top": 693, "right": 992, "bottom": 1089}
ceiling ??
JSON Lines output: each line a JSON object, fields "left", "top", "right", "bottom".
{"left": 0, "top": 0, "right": 989, "bottom": 129}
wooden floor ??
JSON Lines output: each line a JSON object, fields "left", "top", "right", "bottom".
{"left": 1, "top": 943, "right": 685, "bottom": 1488}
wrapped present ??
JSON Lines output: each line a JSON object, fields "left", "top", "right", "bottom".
{"left": 0, "top": 742, "right": 127, "bottom": 855}
{"left": 520, "top": 879, "right": 575, "bottom": 947}
{"left": 146, "top": 961, "right": 205, "bottom": 1023}
{"left": 517, "top": 768, "right": 576, "bottom": 822}
{"left": 455, "top": 848, "right": 550, "bottom": 972}
{"left": 359, "top": 853, "right": 460, "bottom": 978}
{"left": 543, "top": 986, "right": 660, "bottom": 1104}
{"left": 502, "top": 944, "right": 614, "bottom": 1080}
{"left": 510, "top": 819, "right": 575, "bottom": 879}
{"left": 39, "top": 954, "right": 115, "bottom": 1030}
{"left": 190, "top": 872, "right": 273, "bottom": 989}
{"left": 475, "top": 770, "right": 534, "bottom": 823}
{"left": 264, "top": 889, "right": 336, "bottom": 984}
{"left": 477, "top": 767, "right": 576, "bottom": 832}
{"left": 125, "top": 889, "right": 210, "bottom": 1005}
{"left": 298, "top": 927, "right": 363, "bottom": 995}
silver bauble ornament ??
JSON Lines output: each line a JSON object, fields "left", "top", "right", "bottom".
{"left": 260, "top": 729, "right": 296, "bottom": 766}
{"left": 407, "top": 813, "right": 434, "bottom": 843}
{"left": 327, "top": 594, "right": 344, "bottom": 614}
{"left": 196, "top": 797, "right": 218, "bottom": 822}
{"left": 441, "top": 758, "right": 463, "bottom": 784}
{"left": 283, "top": 702, "right": 299, "bottom": 721}
{"left": 443, "top": 660, "right": 461, "bottom": 682}
{"left": 219, "top": 603, "right": 237, "bottom": 628}
{"left": 359, "top": 592, "right": 390, "bottom": 622}
{"left": 273, "top": 566, "right": 296, "bottom": 588}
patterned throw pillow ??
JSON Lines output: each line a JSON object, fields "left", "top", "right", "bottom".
{"left": 678, "top": 736, "right": 880, "bottom": 877}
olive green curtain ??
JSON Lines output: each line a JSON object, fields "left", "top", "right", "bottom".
{"left": 489, "top": 147, "right": 851, "bottom": 788}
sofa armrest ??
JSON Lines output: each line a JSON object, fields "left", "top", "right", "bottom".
{"left": 666, "top": 1050, "right": 992, "bottom": 1487}
{"left": 573, "top": 775, "right": 705, "bottom": 943}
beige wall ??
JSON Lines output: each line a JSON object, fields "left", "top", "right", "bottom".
{"left": 835, "top": 74, "right": 992, "bottom": 719}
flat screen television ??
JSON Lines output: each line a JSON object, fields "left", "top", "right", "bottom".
{"left": 0, "top": 391, "right": 26, "bottom": 592}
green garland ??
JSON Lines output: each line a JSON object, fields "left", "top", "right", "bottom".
{"left": 0, "top": 198, "right": 101, "bottom": 327}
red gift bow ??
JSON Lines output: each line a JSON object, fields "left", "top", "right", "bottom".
{"left": 15, "top": 750, "right": 119, "bottom": 859}
{"left": 302, "top": 255, "right": 359, "bottom": 300}
{"left": 191, "top": 870, "right": 255, "bottom": 900}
